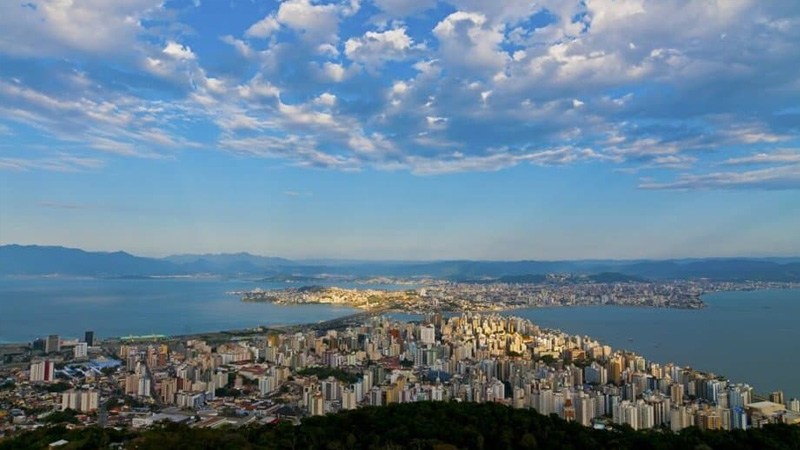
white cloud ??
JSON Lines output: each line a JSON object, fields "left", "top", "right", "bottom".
{"left": 221, "top": 35, "right": 255, "bottom": 58}
{"left": 276, "top": 0, "right": 343, "bottom": 42}
{"left": 0, "top": 0, "right": 798, "bottom": 187}
{"left": 317, "top": 43, "right": 340, "bottom": 57}
{"left": 314, "top": 92, "right": 337, "bottom": 107}
{"left": 237, "top": 78, "right": 281, "bottom": 100}
{"left": 433, "top": 11, "right": 509, "bottom": 75}
{"left": 444, "top": 0, "right": 537, "bottom": 23}
{"left": 721, "top": 149, "right": 800, "bottom": 166}
{"left": 246, "top": 15, "right": 280, "bottom": 39}
{"left": 392, "top": 81, "right": 409, "bottom": 95}
{"left": 639, "top": 164, "right": 800, "bottom": 190}
{"left": 0, "top": 0, "right": 163, "bottom": 56}
{"left": 322, "top": 62, "right": 347, "bottom": 82}
{"left": 345, "top": 28, "right": 418, "bottom": 68}
{"left": 163, "top": 41, "right": 196, "bottom": 60}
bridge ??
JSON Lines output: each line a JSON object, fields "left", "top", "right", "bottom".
{"left": 276, "top": 308, "right": 392, "bottom": 333}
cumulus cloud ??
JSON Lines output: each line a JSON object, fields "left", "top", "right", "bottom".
{"left": 0, "top": 0, "right": 163, "bottom": 56}
{"left": 245, "top": 15, "right": 280, "bottom": 39}
{"left": 433, "top": 11, "right": 509, "bottom": 75}
{"left": 0, "top": 0, "right": 798, "bottom": 190}
{"left": 163, "top": 41, "right": 196, "bottom": 60}
{"left": 274, "top": 0, "right": 354, "bottom": 43}
{"left": 345, "top": 28, "right": 419, "bottom": 68}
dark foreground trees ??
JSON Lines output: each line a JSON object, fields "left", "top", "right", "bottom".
{"left": 2, "top": 402, "right": 799, "bottom": 450}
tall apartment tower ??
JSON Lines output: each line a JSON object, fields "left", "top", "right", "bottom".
{"left": 45, "top": 335, "right": 60, "bottom": 353}
{"left": 30, "top": 360, "right": 55, "bottom": 382}
{"left": 769, "top": 391, "right": 785, "bottom": 405}
{"left": 74, "top": 342, "right": 88, "bottom": 359}
{"left": 84, "top": 331, "right": 95, "bottom": 346}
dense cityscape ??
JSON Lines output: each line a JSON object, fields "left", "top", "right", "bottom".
{"left": 236, "top": 278, "right": 800, "bottom": 312}
{"left": 2, "top": 306, "right": 798, "bottom": 445}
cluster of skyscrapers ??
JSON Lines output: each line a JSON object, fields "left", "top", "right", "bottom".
{"left": 104, "top": 314, "right": 799, "bottom": 431}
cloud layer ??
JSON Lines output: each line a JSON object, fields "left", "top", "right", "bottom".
{"left": 0, "top": 0, "right": 799, "bottom": 190}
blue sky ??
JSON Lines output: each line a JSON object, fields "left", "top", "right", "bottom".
{"left": 0, "top": 0, "right": 799, "bottom": 259}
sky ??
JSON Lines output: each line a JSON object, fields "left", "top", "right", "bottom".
{"left": 0, "top": 0, "right": 799, "bottom": 260}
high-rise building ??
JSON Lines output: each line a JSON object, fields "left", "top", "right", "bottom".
{"left": 46, "top": 335, "right": 60, "bottom": 353}
{"left": 342, "top": 389, "right": 357, "bottom": 410}
{"left": 160, "top": 378, "right": 178, "bottom": 404}
{"left": 322, "top": 377, "right": 340, "bottom": 401}
{"left": 138, "top": 376, "right": 152, "bottom": 397}
{"left": 62, "top": 390, "right": 80, "bottom": 411}
{"left": 259, "top": 376, "right": 275, "bottom": 395}
{"left": 84, "top": 331, "right": 95, "bottom": 346}
{"left": 74, "top": 342, "right": 88, "bottom": 359}
{"left": 420, "top": 324, "right": 436, "bottom": 345}
{"left": 788, "top": 398, "right": 799, "bottom": 413}
{"left": 32, "top": 338, "right": 46, "bottom": 352}
{"left": 125, "top": 374, "right": 140, "bottom": 395}
{"left": 81, "top": 390, "right": 99, "bottom": 412}
{"left": 769, "top": 391, "right": 785, "bottom": 405}
{"left": 670, "top": 383, "right": 684, "bottom": 405}
{"left": 585, "top": 362, "right": 607, "bottom": 385}
{"left": 30, "top": 360, "right": 55, "bottom": 382}
{"left": 608, "top": 357, "right": 623, "bottom": 385}
{"left": 60, "top": 390, "right": 99, "bottom": 413}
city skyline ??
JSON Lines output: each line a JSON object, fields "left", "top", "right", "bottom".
{"left": 1, "top": 1, "right": 800, "bottom": 259}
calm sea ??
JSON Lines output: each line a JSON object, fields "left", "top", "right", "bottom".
{"left": 0, "top": 277, "right": 797, "bottom": 399}
{"left": 0, "top": 277, "right": 370, "bottom": 342}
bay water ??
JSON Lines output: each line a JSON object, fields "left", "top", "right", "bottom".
{"left": 0, "top": 277, "right": 796, "bottom": 398}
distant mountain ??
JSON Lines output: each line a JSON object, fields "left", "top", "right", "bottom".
{"left": 496, "top": 274, "right": 550, "bottom": 284}
{"left": 585, "top": 272, "right": 646, "bottom": 283}
{"left": 1, "top": 244, "right": 799, "bottom": 281}
{"left": 615, "top": 259, "right": 800, "bottom": 281}
{"left": 163, "top": 252, "right": 294, "bottom": 268}
{"left": 0, "top": 245, "right": 180, "bottom": 276}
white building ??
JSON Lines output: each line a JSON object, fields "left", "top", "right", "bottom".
{"left": 61, "top": 390, "right": 99, "bottom": 412}
{"left": 420, "top": 325, "right": 436, "bottom": 345}
{"left": 258, "top": 376, "right": 275, "bottom": 395}
{"left": 138, "top": 376, "right": 152, "bottom": 397}
{"left": 176, "top": 391, "right": 205, "bottom": 409}
{"left": 74, "top": 342, "right": 88, "bottom": 359}
{"left": 61, "top": 390, "right": 80, "bottom": 411}
{"left": 342, "top": 389, "right": 357, "bottom": 410}
{"left": 30, "top": 360, "right": 55, "bottom": 382}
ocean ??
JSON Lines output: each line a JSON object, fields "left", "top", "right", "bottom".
{"left": 0, "top": 277, "right": 797, "bottom": 399}
{"left": 0, "top": 277, "right": 364, "bottom": 342}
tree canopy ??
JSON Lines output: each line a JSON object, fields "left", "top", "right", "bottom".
{"left": 2, "top": 402, "right": 799, "bottom": 450}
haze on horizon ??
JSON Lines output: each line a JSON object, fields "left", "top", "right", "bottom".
{"left": 1, "top": 1, "right": 799, "bottom": 260}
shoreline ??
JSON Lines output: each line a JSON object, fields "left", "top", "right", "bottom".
{"left": 2, "top": 286, "right": 798, "bottom": 346}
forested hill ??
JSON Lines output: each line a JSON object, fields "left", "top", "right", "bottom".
{"left": 3, "top": 402, "right": 799, "bottom": 450}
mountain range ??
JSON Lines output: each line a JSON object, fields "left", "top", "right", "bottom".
{"left": 1, "top": 244, "right": 800, "bottom": 282}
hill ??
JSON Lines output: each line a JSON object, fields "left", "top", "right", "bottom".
{"left": 2, "top": 244, "right": 799, "bottom": 281}
{"left": 1, "top": 402, "right": 798, "bottom": 450}
{"left": 0, "top": 245, "right": 179, "bottom": 276}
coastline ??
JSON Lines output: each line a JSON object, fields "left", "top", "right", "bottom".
{"left": 4, "top": 288, "right": 799, "bottom": 398}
